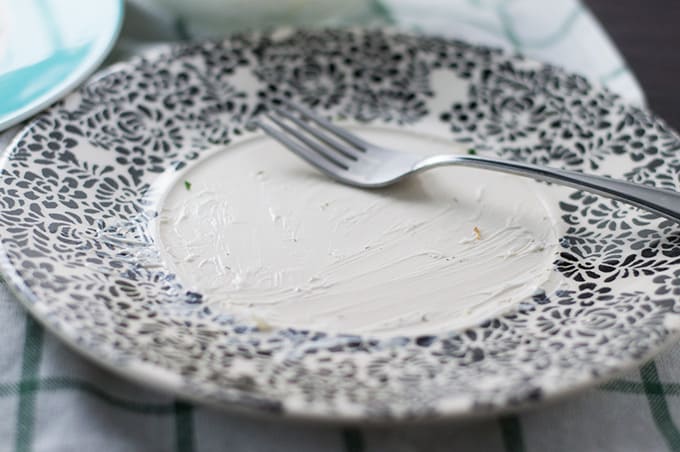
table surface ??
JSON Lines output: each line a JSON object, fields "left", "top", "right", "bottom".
{"left": 587, "top": 0, "right": 680, "bottom": 129}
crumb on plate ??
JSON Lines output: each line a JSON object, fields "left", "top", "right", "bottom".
{"left": 254, "top": 317, "right": 273, "bottom": 332}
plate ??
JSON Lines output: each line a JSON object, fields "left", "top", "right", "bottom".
{"left": 0, "top": 0, "right": 124, "bottom": 131}
{"left": 2, "top": 29, "right": 680, "bottom": 422}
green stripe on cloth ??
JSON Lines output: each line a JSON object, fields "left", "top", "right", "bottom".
{"left": 174, "top": 401, "right": 195, "bottom": 452}
{"left": 15, "top": 316, "right": 44, "bottom": 452}
{"left": 499, "top": 415, "right": 526, "bottom": 452}
{"left": 599, "top": 379, "right": 649, "bottom": 394}
{"left": 599, "top": 380, "right": 680, "bottom": 396}
{"left": 599, "top": 66, "right": 628, "bottom": 84}
{"left": 497, "top": 5, "right": 520, "bottom": 50}
{"left": 369, "top": 0, "right": 395, "bottom": 24}
{"left": 600, "top": 379, "right": 680, "bottom": 396}
{"left": 498, "top": 4, "right": 582, "bottom": 50}
{"left": 174, "top": 17, "right": 192, "bottom": 41}
{"left": 640, "top": 362, "right": 680, "bottom": 451}
{"left": 341, "top": 428, "right": 365, "bottom": 452}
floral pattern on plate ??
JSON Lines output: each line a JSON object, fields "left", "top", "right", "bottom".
{"left": 1, "top": 29, "right": 680, "bottom": 421}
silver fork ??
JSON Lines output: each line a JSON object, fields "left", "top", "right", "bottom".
{"left": 254, "top": 99, "right": 680, "bottom": 223}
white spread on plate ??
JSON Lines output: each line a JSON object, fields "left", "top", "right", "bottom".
{"left": 154, "top": 127, "right": 561, "bottom": 336}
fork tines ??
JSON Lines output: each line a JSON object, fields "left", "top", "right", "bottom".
{"left": 254, "top": 99, "right": 368, "bottom": 174}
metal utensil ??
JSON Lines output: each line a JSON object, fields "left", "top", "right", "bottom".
{"left": 254, "top": 99, "right": 680, "bottom": 223}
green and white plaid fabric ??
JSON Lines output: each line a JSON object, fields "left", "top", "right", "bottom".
{"left": 1, "top": 1, "right": 677, "bottom": 451}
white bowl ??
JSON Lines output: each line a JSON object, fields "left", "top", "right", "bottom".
{"left": 150, "top": 0, "right": 371, "bottom": 33}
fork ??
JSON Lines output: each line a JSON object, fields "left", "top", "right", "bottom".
{"left": 253, "top": 99, "right": 680, "bottom": 223}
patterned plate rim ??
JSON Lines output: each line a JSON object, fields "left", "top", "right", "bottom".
{"left": 2, "top": 28, "right": 680, "bottom": 422}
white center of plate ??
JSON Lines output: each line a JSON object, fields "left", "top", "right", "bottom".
{"left": 155, "top": 127, "right": 560, "bottom": 336}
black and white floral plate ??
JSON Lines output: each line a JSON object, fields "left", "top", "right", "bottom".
{"left": 2, "top": 29, "right": 680, "bottom": 422}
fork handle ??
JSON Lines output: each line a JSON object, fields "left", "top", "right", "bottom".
{"left": 417, "top": 154, "right": 680, "bottom": 223}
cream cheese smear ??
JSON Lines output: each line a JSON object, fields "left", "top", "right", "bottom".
{"left": 155, "top": 127, "right": 561, "bottom": 336}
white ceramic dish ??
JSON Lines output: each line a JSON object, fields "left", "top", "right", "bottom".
{"left": 1, "top": 29, "right": 680, "bottom": 422}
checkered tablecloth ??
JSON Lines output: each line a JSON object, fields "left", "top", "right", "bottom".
{"left": 2, "top": 1, "right": 679, "bottom": 451}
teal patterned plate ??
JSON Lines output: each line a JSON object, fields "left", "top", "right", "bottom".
{"left": 0, "top": 0, "right": 124, "bottom": 131}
